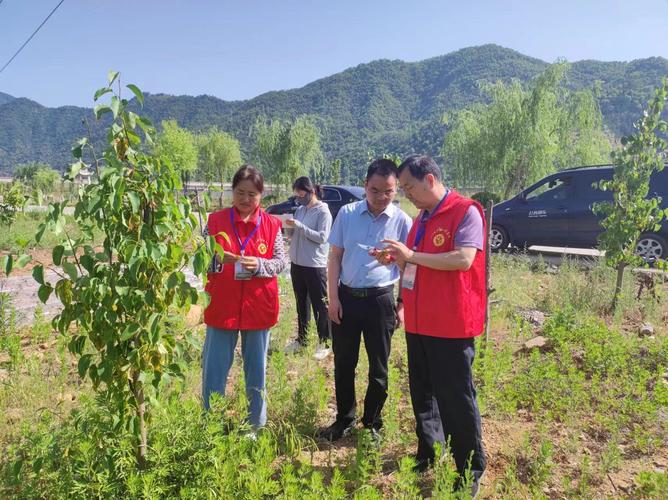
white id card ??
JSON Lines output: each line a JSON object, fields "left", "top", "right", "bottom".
{"left": 234, "top": 260, "right": 252, "bottom": 280}
{"left": 402, "top": 263, "right": 418, "bottom": 290}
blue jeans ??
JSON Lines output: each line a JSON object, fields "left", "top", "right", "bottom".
{"left": 201, "top": 326, "right": 271, "bottom": 429}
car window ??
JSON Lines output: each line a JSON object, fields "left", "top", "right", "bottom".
{"left": 577, "top": 174, "right": 613, "bottom": 202}
{"left": 343, "top": 187, "right": 365, "bottom": 201}
{"left": 649, "top": 168, "right": 668, "bottom": 201}
{"left": 323, "top": 188, "right": 342, "bottom": 202}
{"left": 525, "top": 176, "right": 573, "bottom": 202}
{"left": 344, "top": 192, "right": 359, "bottom": 202}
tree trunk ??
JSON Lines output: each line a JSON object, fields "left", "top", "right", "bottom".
{"left": 611, "top": 263, "right": 625, "bottom": 313}
{"left": 504, "top": 156, "right": 529, "bottom": 200}
{"left": 503, "top": 165, "right": 522, "bottom": 200}
{"left": 131, "top": 371, "right": 148, "bottom": 468}
{"left": 182, "top": 170, "right": 190, "bottom": 192}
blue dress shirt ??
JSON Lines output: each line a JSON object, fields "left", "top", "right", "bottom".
{"left": 328, "top": 200, "right": 413, "bottom": 288}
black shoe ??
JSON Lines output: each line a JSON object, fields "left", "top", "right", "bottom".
{"left": 317, "top": 419, "right": 355, "bottom": 442}
{"left": 363, "top": 426, "right": 382, "bottom": 446}
{"left": 470, "top": 478, "right": 480, "bottom": 498}
{"left": 455, "top": 473, "right": 482, "bottom": 498}
{"left": 412, "top": 456, "right": 434, "bottom": 474}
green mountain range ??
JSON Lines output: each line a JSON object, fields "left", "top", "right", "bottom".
{"left": 0, "top": 92, "right": 14, "bottom": 106}
{"left": 1, "top": 44, "right": 667, "bottom": 178}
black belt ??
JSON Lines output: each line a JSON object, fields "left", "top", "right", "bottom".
{"left": 340, "top": 283, "right": 393, "bottom": 298}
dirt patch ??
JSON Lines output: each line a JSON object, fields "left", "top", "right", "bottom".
{"left": 0, "top": 248, "right": 53, "bottom": 277}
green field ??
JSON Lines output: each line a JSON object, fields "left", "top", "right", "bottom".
{"left": 1, "top": 251, "right": 666, "bottom": 498}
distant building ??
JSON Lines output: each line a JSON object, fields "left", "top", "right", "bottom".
{"left": 76, "top": 167, "right": 94, "bottom": 185}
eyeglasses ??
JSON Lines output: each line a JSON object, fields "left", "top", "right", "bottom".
{"left": 368, "top": 188, "right": 395, "bottom": 198}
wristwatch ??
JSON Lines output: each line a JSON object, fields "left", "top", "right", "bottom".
{"left": 396, "top": 297, "right": 403, "bottom": 305}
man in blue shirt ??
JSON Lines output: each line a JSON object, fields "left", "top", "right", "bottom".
{"left": 318, "top": 159, "right": 413, "bottom": 442}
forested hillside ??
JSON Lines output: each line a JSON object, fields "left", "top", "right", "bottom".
{"left": 1, "top": 44, "right": 667, "bottom": 177}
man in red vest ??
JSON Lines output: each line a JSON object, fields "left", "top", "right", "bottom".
{"left": 380, "top": 155, "right": 487, "bottom": 496}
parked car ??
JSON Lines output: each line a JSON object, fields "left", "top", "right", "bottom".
{"left": 490, "top": 165, "right": 668, "bottom": 260}
{"left": 265, "top": 185, "right": 366, "bottom": 227}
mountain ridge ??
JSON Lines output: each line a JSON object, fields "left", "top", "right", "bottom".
{"left": 1, "top": 44, "right": 667, "bottom": 177}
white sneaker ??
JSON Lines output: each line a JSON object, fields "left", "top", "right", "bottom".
{"left": 313, "top": 343, "right": 331, "bottom": 360}
{"left": 284, "top": 340, "right": 303, "bottom": 354}
{"left": 242, "top": 430, "right": 257, "bottom": 441}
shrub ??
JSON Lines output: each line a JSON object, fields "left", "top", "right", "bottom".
{"left": 0, "top": 182, "right": 26, "bottom": 227}
{"left": 471, "top": 191, "right": 501, "bottom": 206}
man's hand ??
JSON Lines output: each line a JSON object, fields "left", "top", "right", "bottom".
{"left": 285, "top": 219, "right": 296, "bottom": 227}
{"left": 369, "top": 246, "right": 396, "bottom": 266}
{"left": 381, "top": 239, "right": 414, "bottom": 265}
{"left": 328, "top": 296, "right": 343, "bottom": 324}
{"left": 395, "top": 302, "right": 404, "bottom": 329}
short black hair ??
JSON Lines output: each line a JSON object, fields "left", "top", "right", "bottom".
{"left": 398, "top": 155, "right": 442, "bottom": 181}
{"left": 366, "top": 158, "right": 398, "bottom": 182}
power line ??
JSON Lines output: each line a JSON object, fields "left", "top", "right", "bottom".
{"left": 0, "top": 0, "right": 65, "bottom": 74}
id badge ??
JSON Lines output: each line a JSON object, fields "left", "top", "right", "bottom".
{"left": 402, "top": 263, "right": 417, "bottom": 290}
{"left": 234, "top": 260, "right": 252, "bottom": 280}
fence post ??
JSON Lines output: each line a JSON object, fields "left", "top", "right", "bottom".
{"left": 484, "top": 200, "right": 494, "bottom": 349}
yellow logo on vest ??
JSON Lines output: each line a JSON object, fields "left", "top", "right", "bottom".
{"left": 432, "top": 227, "right": 450, "bottom": 247}
{"left": 257, "top": 242, "right": 268, "bottom": 255}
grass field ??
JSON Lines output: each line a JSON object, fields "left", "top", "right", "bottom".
{"left": 1, "top": 247, "right": 667, "bottom": 498}
{"left": 0, "top": 212, "right": 90, "bottom": 253}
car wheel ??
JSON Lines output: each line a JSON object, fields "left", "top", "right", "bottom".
{"left": 490, "top": 225, "right": 509, "bottom": 251}
{"left": 635, "top": 233, "right": 667, "bottom": 261}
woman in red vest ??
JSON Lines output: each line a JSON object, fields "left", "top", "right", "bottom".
{"left": 201, "top": 164, "right": 286, "bottom": 430}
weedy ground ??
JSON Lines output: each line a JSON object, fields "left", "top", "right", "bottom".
{"left": 1, "top": 247, "right": 667, "bottom": 498}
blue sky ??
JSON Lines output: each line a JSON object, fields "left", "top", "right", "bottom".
{"left": 1, "top": 0, "right": 667, "bottom": 107}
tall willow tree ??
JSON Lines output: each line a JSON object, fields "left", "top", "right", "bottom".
{"left": 154, "top": 120, "right": 198, "bottom": 185}
{"left": 252, "top": 115, "right": 324, "bottom": 191}
{"left": 197, "top": 127, "right": 242, "bottom": 185}
{"left": 443, "top": 63, "right": 611, "bottom": 199}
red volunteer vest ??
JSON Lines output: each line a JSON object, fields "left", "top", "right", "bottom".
{"left": 403, "top": 190, "right": 487, "bottom": 338}
{"left": 203, "top": 207, "right": 282, "bottom": 330}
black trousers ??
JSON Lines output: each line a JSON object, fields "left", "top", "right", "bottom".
{"left": 406, "top": 333, "right": 486, "bottom": 478}
{"left": 290, "top": 263, "right": 330, "bottom": 344}
{"left": 332, "top": 285, "right": 395, "bottom": 430}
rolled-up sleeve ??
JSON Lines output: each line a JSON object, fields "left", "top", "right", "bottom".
{"left": 454, "top": 206, "right": 484, "bottom": 250}
{"left": 256, "top": 231, "right": 288, "bottom": 277}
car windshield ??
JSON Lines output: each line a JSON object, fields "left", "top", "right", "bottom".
{"left": 277, "top": 186, "right": 366, "bottom": 205}
{"left": 345, "top": 187, "right": 365, "bottom": 199}
{"left": 525, "top": 177, "right": 572, "bottom": 202}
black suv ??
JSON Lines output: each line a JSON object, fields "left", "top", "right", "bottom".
{"left": 265, "top": 185, "right": 366, "bottom": 223}
{"left": 491, "top": 165, "right": 668, "bottom": 260}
